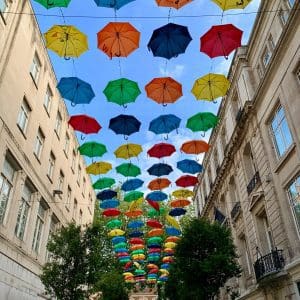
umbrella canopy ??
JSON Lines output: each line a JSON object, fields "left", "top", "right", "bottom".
{"left": 100, "top": 199, "right": 120, "bottom": 209}
{"left": 125, "top": 209, "right": 143, "bottom": 218}
{"left": 129, "top": 198, "right": 143, "bottom": 211}
{"left": 170, "top": 199, "right": 191, "bottom": 208}
{"left": 97, "top": 189, "right": 118, "bottom": 200}
{"left": 129, "top": 237, "right": 144, "bottom": 245}
{"left": 109, "top": 114, "right": 141, "bottom": 138}
{"left": 186, "top": 112, "right": 219, "bottom": 133}
{"left": 147, "top": 143, "right": 176, "bottom": 159}
{"left": 116, "top": 163, "right": 141, "bottom": 177}
{"left": 97, "top": 22, "right": 140, "bottom": 58}
{"left": 145, "top": 77, "right": 182, "bottom": 105}
{"left": 93, "top": 177, "right": 115, "bottom": 190}
{"left": 166, "top": 215, "right": 180, "bottom": 229}
{"left": 146, "top": 191, "right": 168, "bottom": 202}
{"left": 149, "top": 114, "right": 181, "bottom": 136}
{"left": 103, "top": 208, "right": 121, "bottom": 217}
{"left": 181, "top": 140, "right": 210, "bottom": 154}
{"left": 165, "top": 237, "right": 180, "bottom": 243}
{"left": 148, "top": 23, "right": 192, "bottom": 59}
{"left": 200, "top": 24, "right": 243, "bottom": 59}
{"left": 147, "top": 219, "right": 163, "bottom": 229}
{"left": 112, "top": 236, "right": 126, "bottom": 244}
{"left": 34, "top": 0, "right": 71, "bottom": 8}
{"left": 172, "top": 189, "right": 194, "bottom": 198}
{"left": 44, "top": 25, "right": 88, "bottom": 58}
{"left": 156, "top": 0, "right": 193, "bottom": 9}
{"left": 147, "top": 200, "right": 160, "bottom": 211}
{"left": 78, "top": 142, "right": 107, "bottom": 158}
{"left": 147, "top": 207, "right": 167, "bottom": 218}
{"left": 114, "top": 143, "right": 142, "bottom": 159}
{"left": 169, "top": 207, "right": 186, "bottom": 217}
{"left": 175, "top": 175, "right": 198, "bottom": 187}
{"left": 148, "top": 228, "right": 164, "bottom": 237}
{"left": 148, "top": 178, "right": 171, "bottom": 190}
{"left": 57, "top": 77, "right": 95, "bottom": 105}
{"left": 103, "top": 78, "right": 141, "bottom": 107}
{"left": 211, "top": 0, "right": 252, "bottom": 11}
{"left": 121, "top": 179, "right": 144, "bottom": 191}
{"left": 129, "top": 231, "right": 144, "bottom": 238}
{"left": 165, "top": 227, "right": 181, "bottom": 236}
{"left": 68, "top": 114, "right": 101, "bottom": 134}
{"left": 124, "top": 191, "right": 144, "bottom": 202}
{"left": 86, "top": 162, "right": 112, "bottom": 175}
{"left": 147, "top": 163, "right": 173, "bottom": 177}
{"left": 191, "top": 73, "right": 230, "bottom": 102}
{"left": 94, "top": 0, "right": 135, "bottom": 9}
{"left": 177, "top": 159, "right": 203, "bottom": 174}
{"left": 108, "top": 228, "right": 125, "bottom": 236}
{"left": 127, "top": 220, "right": 144, "bottom": 229}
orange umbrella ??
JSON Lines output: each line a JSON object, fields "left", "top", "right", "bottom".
{"left": 156, "top": 0, "right": 193, "bottom": 9}
{"left": 97, "top": 22, "right": 140, "bottom": 59}
{"left": 125, "top": 209, "right": 143, "bottom": 218}
{"left": 170, "top": 199, "right": 191, "bottom": 208}
{"left": 148, "top": 178, "right": 171, "bottom": 190}
{"left": 145, "top": 77, "right": 182, "bottom": 105}
{"left": 181, "top": 140, "right": 210, "bottom": 154}
{"left": 165, "top": 236, "right": 181, "bottom": 243}
{"left": 148, "top": 228, "right": 164, "bottom": 237}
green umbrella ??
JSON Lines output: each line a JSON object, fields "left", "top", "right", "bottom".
{"left": 147, "top": 207, "right": 167, "bottom": 218}
{"left": 78, "top": 142, "right": 107, "bottom": 158}
{"left": 186, "top": 112, "right": 219, "bottom": 134}
{"left": 124, "top": 191, "right": 144, "bottom": 202}
{"left": 114, "top": 242, "right": 127, "bottom": 249}
{"left": 131, "top": 249, "right": 145, "bottom": 255}
{"left": 106, "top": 219, "right": 122, "bottom": 229}
{"left": 93, "top": 177, "right": 115, "bottom": 190}
{"left": 147, "top": 236, "right": 163, "bottom": 244}
{"left": 116, "top": 163, "right": 141, "bottom": 177}
{"left": 34, "top": 0, "right": 71, "bottom": 9}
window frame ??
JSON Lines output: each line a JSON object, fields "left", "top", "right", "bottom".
{"left": 47, "top": 151, "right": 55, "bottom": 181}
{"left": 54, "top": 111, "right": 62, "bottom": 138}
{"left": 64, "top": 133, "right": 70, "bottom": 156}
{"left": 43, "top": 86, "right": 52, "bottom": 115}
{"left": 29, "top": 53, "right": 41, "bottom": 86}
{"left": 34, "top": 128, "right": 45, "bottom": 160}
{"left": 287, "top": 174, "right": 300, "bottom": 235}
{"left": 17, "top": 97, "right": 31, "bottom": 135}
{"left": 32, "top": 201, "right": 47, "bottom": 253}
{"left": 261, "top": 46, "right": 272, "bottom": 68}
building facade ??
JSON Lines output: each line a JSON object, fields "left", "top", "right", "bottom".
{"left": 194, "top": 0, "right": 300, "bottom": 299}
{"left": 0, "top": 0, "right": 95, "bottom": 299}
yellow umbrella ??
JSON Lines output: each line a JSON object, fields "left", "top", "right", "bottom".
{"left": 129, "top": 197, "right": 144, "bottom": 212}
{"left": 166, "top": 215, "right": 181, "bottom": 230}
{"left": 86, "top": 162, "right": 112, "bottom": 175}
{"left": 164, "top": 242, "right": 176, "bottom": 249}
{"left": 123, "top": 272, "right": 134, "bottom": 277}
{"left": 172, "top": 189, "right": 194, "bottom": 198}
{"left": 211, "top": 0, "right": 252, "bottom": 11}
{"left": 159, "top": 269, "right": 169, "bottom": 275}
{"left": 108, "top": 229, "right": 125, "bottom": 237}
{"left": 191, "top": 73, "right": 230, "bottom": 102}
{"left": 114, "top": 143, "right": 143, "bottom": 159}
{"left": 44, "top": 25, "right": 88, "bottom": 58}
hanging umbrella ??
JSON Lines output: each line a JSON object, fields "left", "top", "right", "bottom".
{"left": 165, "top": 236, "right": 180, "bottom": 243}
{"left": 129, "top": 231, "right": 144, "bottom": 238}
{"left": 129, "top": 238, "right": 144, "bottom": 245}
{"left": 121, "top": 179, "right": 144, "bottom": 191}
{"left": 68, "top": 114, "right": 101, "bottom": 134}
{"left": 191, "top": 73, "right": 230, "bottom": 102}
{"left": 93, "top": 177, "right": 115, "bottom": 190}
{"left": 100, "top": 199, "right": 120, "bottom": 209}
{"left": 97, "top": 22, "right": 140, "bottom": 58}
{"left": 181, "top": 140, "right": 210, "bottom": 154}
{"left": 172, "top": 189, "right": 194, "bottom": 198}
{"left": 44, "top": 25, "right": 88, "bottom": 58}
{"left": 146, "top": 191, "right": 168, "bottom": 202}
{"left": 97, "top": 189, "right": 117, "bottom": 200}
{"left": 57, "top": 77, "right": 95, "bottom": 105}
{"left": 108, "top": 228, "right": 125, "bottom": 236}
{"left": 103, "top": 208, "right": 121, "bottom": 217}
{"left": 148, "top": 228, "right": 164, "bottom": 237}
{"left": 147, "top": 219, "right": 163, "bottom": 229}
{"left": 170, "top": 199, "right": 191, "bottom": 208}
{"left": 147, "top": 207, "right": 167, "bottom": 218}
{"left": 128, "top": 220, "right": 144, "bottom": 229}
{"left": 125, "top": 209, "right": 143, "bottom": 218}
{"left": 166, "top": 215, "right": 181, "bottom": 230}
{"left": 145, "top": 77, "right": 182, "bottom": 105}
{"left": 147, "top": 200, "right": 160, "bottom": 211}
{"left": 86, "top": 162, "right": 112, "bottom": 175}
{"left": 200, "top": 24, "right": 243, "bottom": 59}
{"left": 94, "top": 0, "right": 135, "bottom": 9}
{"left": 112, "top": 236, "right": 126, "bottom": 244}
{"left": 148, "top": 178, "right": 171, "bottom": 190}
{"left": 147, "top": 163, "right": 173, "bottom": 177}
{"left": 177, "top": 159, "right": 203, "bottom": 174}
{"left": 211, "top": 0, "right": 252, "bottom": 11}
{"left": 34, "top": 0, "right": 71, "bottom": 9}
{"left": 186, "top": 112, "right": 219, "bottom": 134}
{"left": 156, "top": 0, "right": 193, "bottom": 9}
{"left": 175, "top": 175, "right": 198, "bottom": 187}
{"left": 124, "top": 191, "right": 144, "bottom": 202}
{"left": 78, "top": 142, "right": 107, "bottom": 158}
{"left": 109, "top": 114, "right": 141, "bottom": 139}
{"left": 116, "top": 163, "right": 141, "bottom": 177}
{"left": 169, "top": 207, "right": 186, "bottom": 216}
{"left": 148, "top": 23, "right": 192, "bottom": 59}
{"left": 107, "top": 219, "right": 122, "bottom": 229}
{"left": 129, "top": 198, "right": 143, "bottom": 211}
{"left": 114, "top": 143, "right": 142, "bottom": 159}
{"left": 149, "top": 114, "right": 181, "bottom": 136}
{"left": 147, "top": 143, "right": 176, "bottom": 159}
{"left": 165, "top": 227, "right": 181, "bottom": 236}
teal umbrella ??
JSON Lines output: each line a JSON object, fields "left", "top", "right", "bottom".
{"left": 34, "top": 0, "right": 71, "bottom": 9}
{"left": 186, "top": 112, "right": 219, "bottom": 135}
{"left": 78, "top": 142, "right": 107, "bottom": 158}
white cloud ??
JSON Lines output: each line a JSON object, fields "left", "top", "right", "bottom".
{"left": 159, "top": 64, "right": 185, "bottom": 78}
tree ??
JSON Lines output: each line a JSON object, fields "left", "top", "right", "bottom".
{"left": 165, "top": 218, "right": 241, "bottom": 300}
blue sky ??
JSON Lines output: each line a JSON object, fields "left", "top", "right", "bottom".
{"left": 31, "top": 0, "right": 260, "bottom": 193}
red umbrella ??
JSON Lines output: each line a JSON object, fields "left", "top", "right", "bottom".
{"left": 175, "top": 175, "right": 198, "bottom": 187}
{"left": 147, "top": 219, "right": 163, "bottom": 228}
{"left": 147, "top": 143, "right": 176, "bottom": 159}
{"left": 147, "top": 199, "right": 160, "bottom": 211}
{"left": 200, "top": 24, "right": 243, "bottom": 59}
{"left": 68, "top": 114, "right": 101, "bottom": 134}
{"left": 148, "top": 178, "right": 171, "bottom": 190}
{"left": 102, "top": 208, "right": 121, "bottom": 217}
{"left": 129, "top": 238, "right": 144, "bottom": 245}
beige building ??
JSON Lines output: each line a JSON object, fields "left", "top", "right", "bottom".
{"left": 0, "top": 0, "right": 95, "bottom": 299}
{"left": 194, "top": 0, "right": 300, "bottom": 299}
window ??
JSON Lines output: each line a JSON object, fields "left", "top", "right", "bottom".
{"left": 243, "top": 142, "right": 256, "bottom": 182}
{"left": 287, "top": 175, "right": 300, "bottom": 232}
{"left": 268, "top": 34, "right": 275, "bottom": 51}
{"left": 46, "top": 215, "right": 59, "bottom": 261}
{"left": 17, "top": 97, "right": 31, "bottom": 134}
{"left": 15, "top": 183, "right": 32, "bottom": 240}
{"left": 34, "top": 128, "right": 45, "bottom": 160}
{"left": 71, "top": 150, "right": 76, "bottom": 172}
{"left": 240, "top": 236, "right": 252, "bottom": 275}
{"left": 47, "top": 152, "right": 55, "bottom": 180}
{"left": 44, "top": 86, "right": 52, "bottom": 114}
{"left": 262, "top": 47, "right": 271, "bottom": 68}
{"left": 30, "top": 53, "right": 41, "bottom": 84}
{"left": 73, "top": 199, "right": 78, "bottom": 220}
{"left": 279, "top": 9, "right": 289, "bottom": 25}
{"left": 64, "top": 133, "right": 70, "bottom": 155}
{"left": 88, "top": 194, "right": 93, "bottom": 215}
{"left": 54, "top": 112, "right": 62, "bottom": 137}
{"left": 257, "top": 64, "right": 263, "bottom": 79}
{"left": 270, "top": 105, "right": 293, "bottom": 157}
{"left": 57, "top": 170, "right": 64, "bottom": 192}
{"left": 287, "top": 0, "right": 295, "bottom": 8}
{"left": 77, "top": 165, "right": 81, "bottom": 185}
{"left": 296, "top": 66, "right": 300, "bottom": 85}
{"left": 256, "top": 211, "right": 274, "bottom": 254}
{"left": 79, "top": 209, "right": 83, "bottom": 225}
{"left": 32, "top": 201, "right": 47, "bottom": 253}
{"left": 66, "top": 186, "right": 71, "bottom": 208}
{"left": 82, "top": 177, "right": 86, "bottom": 197}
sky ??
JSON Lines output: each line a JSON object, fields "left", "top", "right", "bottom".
{"left": 30, "top": 0, "right": 261, "bottom": 195}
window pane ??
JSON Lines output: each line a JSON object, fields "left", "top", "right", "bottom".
{"left": 288, "top": 176, "right": 300, "bottom": 231}
{"left": 44, "top": 88, "right": 52, "bottom": 113}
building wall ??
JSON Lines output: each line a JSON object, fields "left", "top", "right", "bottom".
{"left": 0, "top": 0, "right": 96, "bottom": 298}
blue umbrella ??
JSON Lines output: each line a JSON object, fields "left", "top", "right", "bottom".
{"left": 112, "top": 236, "right": 126, "bottom": 244}
{"left": 128, "top": 231, "right": 144, "bottom": 238}
{"left": 146, "top": 191, "right": 168, "bottom": 202}
{"left": 165, "top": 227, "right": 181, "bottom": 236}
{"left": 161, "top": 263, "right": 170, "bottom": 269}
{"left": 114, "top": 248, "right": 128, "bottom": 253}
{"left": 177, "top": 159, "right": 203, "bottom": 174}
{"left": 121, "top": 178, "right": 144, "bottom": 192}
{"left": 147, "top": 23, "right": 192, "bottom": 59}
{"left": 97, "top": 189, "right": 117, "bottom": 200}
{"left": 109, "top": 114, "right": 141, "bottom": 138}
{"left": 93, "top": 0, "right": 135, "bottom": 9}
{"left": 147, "top": 163, "right": 173, "bottom": 177}
{"left": 149, "top": 114, "right": 181, "bottom": 138}
{"left": 169, "top": 208, "right": 187, "bottom": 217}
{"left": 99, "top": 199, "right": 120, "bottom": 209}
{"left": 57, "top": 77, "right": 95, "bottom": 105}
{"left": 127, "top": 220, "right": 144, "bottom": 229}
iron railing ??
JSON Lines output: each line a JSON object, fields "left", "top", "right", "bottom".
{"left": 247, "top": 171, "right": 261, "bottom": 195}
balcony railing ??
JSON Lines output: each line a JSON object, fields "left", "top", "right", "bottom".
{"left": 247, "top": 171, "right": 261, "bottom": 195}
{"left": 230, "top": 202, "right": 241, "bottom": 220}
{"left": 254, "top": 249, "right": 285, "bottom": 282}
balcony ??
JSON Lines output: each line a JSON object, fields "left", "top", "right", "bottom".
{"left": 247, "top": 171, "right": 261, "bottom": 195}
{"left": 230, "top": 202, "right": 241, "bottom": 220}
{"left": 254, "top": 249, "right": 285, "bottom": 282}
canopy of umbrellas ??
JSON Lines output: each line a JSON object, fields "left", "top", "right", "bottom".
{"left": 34, "top": 0, "right": 253, "bottom": 288}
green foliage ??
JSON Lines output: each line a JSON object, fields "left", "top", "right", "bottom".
{"left": 165, "top": 218, "right": 241, "bottom": 300}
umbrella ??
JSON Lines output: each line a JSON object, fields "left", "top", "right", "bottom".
{"left": 129, "top": 198, "right": 143, "bottom": 211}
{"left": 170, "top": 199, "right": 191, "bottom": 208}
{"left": 128, "top": 220, "right": 144, "bottom": 229}
{"left": 116, "top": 163, "right": 141, "bottom": 177}
{"left": 147, "top": 143, "right": 176, "bottom": 159}
{"left": 166, "top": 215, "right": 181, "bottom": 229}
{"left": 109, "top": 114, "right": 141, "bottom": 138}
{"left": 78, "top": 142, "right": 107, "bottom": 158}
{"left": 107, "top": 219, "right": 122, "bottom": 229}
{"left": 44, "top": 25, "right": 88, "bottom": 58}
{"left": 124, "top": 191, "right": 144, "bottom": 202}
{"left": 165, "top": 227, "right": 181, "bottom": 236}
{"left": 147, "top": 207, "right": 167, "bottom": 218}
{"left": 57, "top": 77, "right": 95, "bottom": 105}
{"left": 164, "top": 242, "right": 176, "bottom": 249}
{"left": 181, "top": 140, "right": 210, "bottom": 154}
{"left": 147, "top": 163, "right": 173, "bottom": 177}
{"left": 169, "top": 208, "right": 186, "bottom": 216}
{"left": 177, "top": 159, "right": 203, "bottom": 174}
{"left": 68, "top": 114, "right": 101, "bottom": 134}
{"left": 97, "top": 22, "right": 140, "bottom": 58}
{"left": 191, "top": 73, "right": 230, "bottom": 102}
{"left": 149, "top": 114, "right": 181, "bottom": 136}
{"left": 103, "top": 78, "right": 141, "bottom": 107}
{"left": 147, "top": 200, "right": 160, "bottom": 211}
{"left": 186, "top": 112, "right": 219, "bottom": 134}
{"left": 93, "top": 177, "right": 115, "bottom": 190}
{"left": 148, "top": 178, "right": 171, "bottom": 190}
{"left": 100, "top": 199, "right": 120, "bottom": 209}
{"left": 86, "top": 162, "right": 112, "bottom": 175}
{"left": 97, "top": 189, "right": 117, "bottom": 200}
{"left": 108, "top": 228, "right": 125, "bottom": 236}
{"left": 129, "top": 231, "right": 144, "bottom": 238}
{"left": 34, "top": 0, "right": 71, "bottom": 9}
{"left": 172, "top": 189, "right": 194, "bottom": 198}
{"left": 129, "top": 238, "right": 144, "bottom": 245}
{"left": 112, "top": 236, "right": 126, "bottom": 244}
{"left": 114, "top": 143, "right": 142, "bottom": 159}
{"left": 175, "top": 175, "right": 198, "bottom": 187}
{"left": 147, "top": 219, "right": 163, "bottom": 229}
{"left": 200, "top": 24, "right": 243, "bottom": 59}
{"left": 121, "top": 179, "right": 144, "bottom": 191}
{"left": 148, "top": 23, "right": 192, "bottom": 59}
{"left": 145, "top": 77, "right": 182, "bottom": 105}
{"left": 148, "top": 237, "right": 163, "bottom": 244}
{"left": 146, "top": 191, "right": 168, "bottom": 202}
{"left": 211, "top": 0, "right": 252, "bottom": 11}
{"left": 148, "top": 228, "right": 164, "bottom": 237}
{"left": 156, "top": 0, "right": 193, "bottom": 9}
{"left": 103, "top": 208, "right": 121, "bottom": 217}
{"left": 125, "top": 209, "right": 143, "bottom": 218}
{"left": 165, "top": 237, "right": 180, "bottom": 243}
{"left": 94, "top": 0, "right": 135, "bottom": 9}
